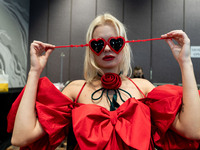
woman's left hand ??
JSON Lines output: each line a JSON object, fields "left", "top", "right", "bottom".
{"left": 163, "top": 31, "right": 200, "bottom": 140}
{"left": 161, "top": 30, "right": 191, "bottom": 65}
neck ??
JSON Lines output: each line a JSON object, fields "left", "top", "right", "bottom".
{"left": 101, "top": 67, "right": 120, "bottom": 74}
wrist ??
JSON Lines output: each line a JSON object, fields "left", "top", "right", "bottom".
{"left": 28, "top": 69, "right": 41, "bottom": 79}
{"left": 179, "top": 58, "right": 193, "bottom": 70}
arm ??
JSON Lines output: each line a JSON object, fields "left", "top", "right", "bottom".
{"left": 161, "top": 30, "right": 200, "bottom": 139}
{"left": 11, "top": 41, "right": 55, "bottom": 146}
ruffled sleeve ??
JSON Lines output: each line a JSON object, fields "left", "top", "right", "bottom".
{"left": 7, "top": 77, "right": 74, "bottom": 150}
{"left": 143, "top": 84, "right": 199, "bottom": 149}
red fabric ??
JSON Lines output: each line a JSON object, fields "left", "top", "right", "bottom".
{"left": 7, "top": 77, "right": 74, "bottom": 150}
{"left": 101, "top": 73, "right": 122, "bottom": 89}
{"left": 7, "top": 77, "right": 199, "bottom": 149}
{"left": 142, "top": 85, "right": 199, "bottom": 149}
{"left": 72, "top": 98, "right": 151, "bottom": 150}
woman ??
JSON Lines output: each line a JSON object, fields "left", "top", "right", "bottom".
{"left": 8, "top": 14, "right": 200, "bottom": 149}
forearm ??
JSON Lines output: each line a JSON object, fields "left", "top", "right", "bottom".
{"left": 12, "top": 70, "right": 44, "bottom": 145}
{"left": 175, "top": 59, "right": 200, "bottom": 138}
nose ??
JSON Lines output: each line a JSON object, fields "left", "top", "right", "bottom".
{"left": 104, "top": 44, "right": 111, "bottom": 52}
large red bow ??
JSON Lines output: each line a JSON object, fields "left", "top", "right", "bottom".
{"left": 72, "top": 98, "right": 151, "bottom": 150}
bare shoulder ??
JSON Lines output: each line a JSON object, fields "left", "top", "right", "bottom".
{"left": 130, "top": 78, "right": 155, "bottom": 95}
{"left": 62, "top": 80, "right": 86, "bottom": 101}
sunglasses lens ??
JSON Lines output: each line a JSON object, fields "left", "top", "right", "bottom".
{"left": 90, "top": 40, "right": 105, "bottom": 54}
{"left": 110, "top": 38, "right": 124, "bottom": 51}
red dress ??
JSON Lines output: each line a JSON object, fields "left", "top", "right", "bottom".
{"left": 7, "top": 77, "right": 199, "bottom": 150}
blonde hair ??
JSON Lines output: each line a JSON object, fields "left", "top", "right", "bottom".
{"left": 84, "top": 13, "right": 133, "bottom": 82}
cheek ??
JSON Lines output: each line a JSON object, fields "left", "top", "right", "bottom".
{"left": 93, "top": 55, "right": 101, "bottom": 64}
{"left": 93, "top": 54, "right": 98, "bottom": 61}
{"left": 117, "top": 52, "right": 124, "bottom": 62}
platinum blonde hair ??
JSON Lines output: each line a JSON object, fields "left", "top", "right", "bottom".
{"left": 84, "top": 13, "right": 133, "bottom": 82}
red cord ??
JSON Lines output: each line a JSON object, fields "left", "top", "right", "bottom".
{"left": 54, "top": 37, "right": 170, "bottom": 49}
{"left": 55, "top": 44, "right": 89, "bottom": 48}
{"left": 125, "top": 37, "right": 169, "bottom": 43}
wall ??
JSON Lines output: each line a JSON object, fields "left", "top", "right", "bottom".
{"left": 0, "top": 0, "right": 30, "bottom": 88}
{"left": 28, "top": 0, "right": 200, "bottom": 85}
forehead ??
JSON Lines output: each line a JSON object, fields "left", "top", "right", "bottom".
{"left": 92, "top": 24, "right": 118, "bottom": 39}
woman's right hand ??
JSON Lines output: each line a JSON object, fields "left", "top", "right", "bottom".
{"left": 11, "top": 41, "right": 55, "bottom": 147}
{"left": 30, "top": 41, "right": 55, "bottom": 74}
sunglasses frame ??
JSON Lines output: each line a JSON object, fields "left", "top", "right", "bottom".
{"left": 89, "top": 36, "right": 125, "bottom": 56}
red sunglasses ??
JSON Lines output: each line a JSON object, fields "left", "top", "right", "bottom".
{"left": 54, "top": 37, "right": 170, "bottom": 52}
{"left": 89, "top": 36, "right": 125, "bottom": 56}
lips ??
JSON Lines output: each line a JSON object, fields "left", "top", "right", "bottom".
{"left": 103, "top": 55, "right": 115, "bottom": 61}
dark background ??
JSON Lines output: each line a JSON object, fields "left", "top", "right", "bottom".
{"left": 29, "top": 0, "right": 200, "bottom": 85}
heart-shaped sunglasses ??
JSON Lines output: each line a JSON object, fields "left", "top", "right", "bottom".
{"left": 89, "top": 36, "right": 125, "bottom": 56}
{"left": 54, "top": 37, "right": 170, "bottom": 55}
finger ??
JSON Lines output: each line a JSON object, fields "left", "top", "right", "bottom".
{"left": 44, "top": 49, "right": 54, "bottom": 58}
{"left": 165, "top": 30, "right": 183, "bottom": 35}
{"left": 44, "top": 44, "right": 55, "bottom": 51}
{"left": 31, "top": 41, "right": 44, "bottom": 50}
{"left": 30, "top": 43, "right": 42, "bottom": 54}
{"left": 164, "top": 30, "right": 188, "bottom": 40}
{"left": 162, "top": 30, "right": 190, "bottom": 46}
{"left": 33, "top": 40, "right": 55, "bottom": 49}
{"left": 165, "top": 38, "right": 176, "bottom": 50}
{"left": 32, "top": 41, "right": 55, "bottom": 54}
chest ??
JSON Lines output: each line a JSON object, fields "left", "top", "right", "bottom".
{"left": 76, "top": 82, "right": 146, "bottom": 110}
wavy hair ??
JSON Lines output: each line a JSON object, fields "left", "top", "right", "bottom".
{"left": 84, "top": 13, "right": 133, "bottom": 82}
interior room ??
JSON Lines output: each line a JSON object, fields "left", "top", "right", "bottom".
{"left": 1, "top": 0, "right": 200, "bottom": 149}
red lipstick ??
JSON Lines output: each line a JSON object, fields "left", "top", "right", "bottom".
{"left": 103, "top": 55, "right": 115, "bottom": 61}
